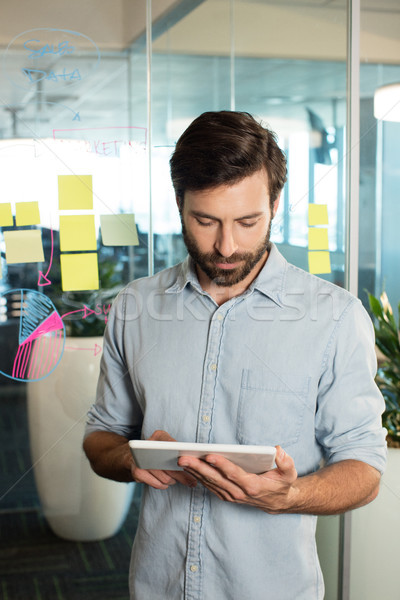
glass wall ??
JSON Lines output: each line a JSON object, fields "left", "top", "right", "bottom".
{"left": 1, "top": 1, "right": 396, "bottom": 598}
{"left": 150, "top": 0, "right": 348, "bottom": 288}
{"left": 150, "top": 5, "right": 347, "bottom": 595}
{"left": 0, "top": 4, "right": 150, "bottom": 598}
{"left": 349, "top": 2, "right": 400, "bottom": 598}
{"left": 357, "top": 1, "right": 400, "bottom": 307}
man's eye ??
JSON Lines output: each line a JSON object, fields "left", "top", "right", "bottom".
{"left": 196, "top": 218, "right": 214, "bottom": 226}
{"left": 239, "top": 221, "right": 257, "bottom": 228}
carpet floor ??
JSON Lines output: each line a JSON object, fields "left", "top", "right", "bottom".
{"left": 0, "top": 500, "right": 140, "bottom": 600}
{"left": 0, "top": 383, "right": 140, "bottom": 600}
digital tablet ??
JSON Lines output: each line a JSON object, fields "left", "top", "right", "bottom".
{"left": 129, "top": 440, "right": 276, "bottom": 474}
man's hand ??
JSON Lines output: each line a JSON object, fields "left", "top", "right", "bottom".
{"left": 177, "top": 447, "right": 382, "bottom": 515}
{"left": 131, "top": 430, "right": 197, "bottom": 490}
{"left": 83, "top": 429, "right": 196, "bottom": 490}
{"left": 85, "top": 431, "right": 381, "bottom": 513}
{"left": 177, "top": 445, "right": 297, "bottom": 513}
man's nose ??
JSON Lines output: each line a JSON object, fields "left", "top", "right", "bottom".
{"left": 214, "top": 226, "right": 238, "bottom": 257}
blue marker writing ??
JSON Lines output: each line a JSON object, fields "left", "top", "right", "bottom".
{"left": 23, "top": 39, "right": 75, "bottom": 58}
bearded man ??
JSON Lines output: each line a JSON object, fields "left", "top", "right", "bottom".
{"left": 84, "top": 111, "right": 386, "bottom": 600}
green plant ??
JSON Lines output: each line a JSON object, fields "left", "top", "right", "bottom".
{"left": 368, "top": 292, "right": 400, "bottom": 447}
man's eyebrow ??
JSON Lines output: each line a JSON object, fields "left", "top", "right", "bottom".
{"left": 190, "top": 211, "right": 216, "bottom": 219}
{"left": 234, "top": 212, "right": 264, "bottom": 220}
{"left": 190, "top": 210, "right": 264, "bottom": 220}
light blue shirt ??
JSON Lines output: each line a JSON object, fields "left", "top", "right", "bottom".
{"left": 85, "top": 244, "right": 386, "bottom": 600}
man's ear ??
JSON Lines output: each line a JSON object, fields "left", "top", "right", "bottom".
{"left": 272, "top": 194, "right": 281, "bottom": 218}
{"left": 176, "top": 195, "right": 183, "bottom": 212}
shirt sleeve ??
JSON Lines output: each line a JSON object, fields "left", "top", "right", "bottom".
{"left": 315, "top": 298, "right": 387, "bottom": 474}
{"left": 84, "top": 290, "right": 143, "bottom": 440}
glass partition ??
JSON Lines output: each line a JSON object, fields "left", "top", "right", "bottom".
{"left": 357, "top": 1, "right": 400, "bottom": 307}
{"left": 150, "top": 0, "right": 233, "bottom": 273}
{"left": 0, "top": 1, "right": 375, "bottom": 598}
{"left": 349, "top": 2, "right": 400, "bottom": 598}
{"left": 150, "top": 0, "right": 348, "bottom": 289}
{"left": 150, "top": 6, "right": 348, "bottom": 593}
{"left": 0, "top": 4, "right": 149, "bottom": 598}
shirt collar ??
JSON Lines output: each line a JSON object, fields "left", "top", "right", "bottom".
{"left": 166, "top": 243, "right": 286, "bottom": 307}
{"left": 165, "top": 255, "right": 204, "bottom": 295}
{"left": 249, "top": 243, "right": 286, "bottom": 307}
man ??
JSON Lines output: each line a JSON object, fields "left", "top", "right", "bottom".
{"left": 83, "top": 111, "right": 386, "bottom": 600}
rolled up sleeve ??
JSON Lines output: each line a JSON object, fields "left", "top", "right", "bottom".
{"left": 84, "top": 291, "right": 143, "bottom": 440}
{"left": 315, "top": 299, "right": 387, "bottom": 474}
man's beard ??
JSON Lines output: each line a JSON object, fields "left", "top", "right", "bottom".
{"left": 181, "top": 218, "right": 272, "bottom": 287}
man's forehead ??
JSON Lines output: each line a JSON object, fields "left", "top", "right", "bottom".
{"left": 184, "top": 173, "right": 269, "bottom": 210}
{"left": 186, "top": 169, "right": 269, "bottom": 195}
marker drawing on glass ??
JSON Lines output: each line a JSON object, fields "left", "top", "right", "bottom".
{"left": 3, "top": 28, "right": 101, "bottom": 92}
{"left": 0, "top": 289, "right": 65, "bottom": 382}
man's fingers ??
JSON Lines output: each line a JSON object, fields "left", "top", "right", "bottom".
{"left": 148, "top": 469, "right": 177, "bottom": 485}
{"left": 166, "top": 470, "right": 197, "bottom": 488}
{"left": 181, "top": 460, "right": 247, "bottom": 502}
{"left": 132, "top": 467, "right": 170, "bottom": 489}
{"left": 178, "top": 451, "right": 299, "bottom": 510}
{"left": 133, "top": 467, "right": 196, "bottom": 489}
{"left": 179, "top": 455, "right": 245, "bottom": 489}
{"left": 149, "top": 430, "right": 176, "bottom": 442}
{"left": 272, "top": 446, "right": 297, "bottom": 482}
{"left": 145, "top": 432, "right": 197, "bottom": 487}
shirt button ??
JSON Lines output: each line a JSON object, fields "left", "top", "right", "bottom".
{"left": 190, "top": 565, "right": 198, "bottom": 573}
{"left": 210, "top": 363, "right": 217, "bottom": 371}
{"left": 217, "top": 313, "right": 223, "bottom": 321}
{"left": 193, "top": 516, "right": 201, "bottom": 523}
{"left": 202, "top": 415, "right": 210, "bottom": 423}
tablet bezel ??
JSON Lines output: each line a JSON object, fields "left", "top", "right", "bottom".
{"left": 129, "top": 440, "right": 276, "bottom": 474}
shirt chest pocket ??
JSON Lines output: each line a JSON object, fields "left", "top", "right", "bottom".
{"left": 237, "top": 369, "right": 310, "bottom": 448}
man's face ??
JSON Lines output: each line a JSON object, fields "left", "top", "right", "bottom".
{"left": 179, "top": 170, "right": 279, "bottom": 289}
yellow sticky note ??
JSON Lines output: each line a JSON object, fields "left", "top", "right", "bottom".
{"left": 15, "top": 201, "right": 41, "bottom": 226}
{"left": 4, "top": 230, "right": 44, "bottom": 264}
{"left": 59, "top": 215, "right": 97, "bottom": 252}
{"left": 0, "top": 203, "right": 13, "bottom": 226}
{"left": 100, "top": 214, "right": 139, "bottom": 246}
{"left": 58, "top": 175, "right": 93, "bottom": 210}
{"left": 308, "top": 204, "right": 329, "bottom": 226}
{"left": 308, "top": 251, "right": 331, "bottom": 274}
{"left": 60, "top": 253, "right": 99, "bottom": 291}
{"left": 308, "top": 227, "right": 329, "bottom": 250}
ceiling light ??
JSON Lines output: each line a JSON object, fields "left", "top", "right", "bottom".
{"left": 374, "top": 83, "right": 400, "bottom": 122}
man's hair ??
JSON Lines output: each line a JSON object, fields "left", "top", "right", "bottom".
{"left": 170, "top": 110, "right": 287, "bottom": 209}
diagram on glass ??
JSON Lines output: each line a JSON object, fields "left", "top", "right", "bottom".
{"left": 0, "top": 289, "right": 65, "bottom": 382}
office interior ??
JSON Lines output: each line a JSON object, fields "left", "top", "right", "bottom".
{"left": 0, "top": 1, "right": 399, "bottom": 598}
